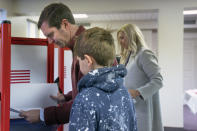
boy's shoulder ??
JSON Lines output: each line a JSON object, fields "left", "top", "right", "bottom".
{"left": 73, "top": 87, "right": 100, "bottom": 111}
{"left": 75, "top": 87, "right": 98, "bottom": 102}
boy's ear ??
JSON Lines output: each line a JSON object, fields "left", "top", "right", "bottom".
{"left": 84, "top": 54, "right": 93, "bottom": 66}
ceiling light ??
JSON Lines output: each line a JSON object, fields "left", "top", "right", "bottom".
{"left": 73, "top": 14, "right": 88, "bottom": 19}
{"left": 183, "top": 10, "right": 197, "bottom": 15}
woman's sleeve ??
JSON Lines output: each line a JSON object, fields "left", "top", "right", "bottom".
{"left": 137, "top": 50, "right": 163, "bottom": 100}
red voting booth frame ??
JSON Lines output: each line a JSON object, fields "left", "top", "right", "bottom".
{"left": 0, "top": 21, "right": 65, "bottom": 131}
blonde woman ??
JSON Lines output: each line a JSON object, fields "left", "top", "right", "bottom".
{"left": 117, "top": 24, "right": 163, "bottom": 131}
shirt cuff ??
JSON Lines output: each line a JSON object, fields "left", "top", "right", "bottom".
{"left": 40, "top": 108, "right": 45, "bottom": 122}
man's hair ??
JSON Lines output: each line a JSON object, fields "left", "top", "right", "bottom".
{"left": 38, "top": 3, "right": 75, "bottom": 29}
{"left": 74, "top": 27, "right": 115, "bottom": 66}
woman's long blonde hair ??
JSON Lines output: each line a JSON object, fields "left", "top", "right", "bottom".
{"left": 117, "top": 24, "right": 148, "bottom": 64}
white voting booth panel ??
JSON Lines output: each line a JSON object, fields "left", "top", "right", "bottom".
{"left": 63, "top": 50, "right": 72, "bottom": 94}
{"left": 54, "top": 48, "right": 73, "bottom": 94}
{"left": 54, "top": 49, "right": 73, "bottom": 131}
{"left": 10, "top": 44, "right": 58, "bottom": 118}
{"left": 64, "top": 50, "right": 72, "bottom": 131}
{"left": 11, "top": 45, "right": 47, "bottom": 83}
{"left": 9, "top": 44, "right": 73, "bottom": 131}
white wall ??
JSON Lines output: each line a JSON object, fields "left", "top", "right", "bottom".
{"left": 184, "top": 31, "right": 197, "bottom": 91}
{"left": 7, "top": 16, "right": 40, "bottom": 37}
{"left": 158, "top": 7, "right": 184, "bottom": 127}
{"left": 7, "top": 16, "right": 27, "bottom": 37}
{"left": 0, "top": 0, "right": 15, "bottom": 16}
{"left": 90, "top": 20, "right": 158, "bottom": 54}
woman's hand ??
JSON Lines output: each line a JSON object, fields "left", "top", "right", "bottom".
{"left": 129, "top": 89, "right": 141, "bottom": 99}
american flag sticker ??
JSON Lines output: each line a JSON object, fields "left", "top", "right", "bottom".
{"left": 11, "top": 70, "right": 30, "bottom": 84}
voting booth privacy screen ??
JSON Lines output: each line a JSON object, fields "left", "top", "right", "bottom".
{"left": 0, "top": 21, "right": 73, "bottom": 131}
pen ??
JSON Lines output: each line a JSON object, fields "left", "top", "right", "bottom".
{"left": 10, "top": 108, "right": 21, "bottom": 114}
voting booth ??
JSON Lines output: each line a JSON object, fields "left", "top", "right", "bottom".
{"left": 0, "top": 20, "right": 72, "bottom": 131}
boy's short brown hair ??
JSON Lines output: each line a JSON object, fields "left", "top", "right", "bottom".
{"left": 74, "top": 27, "right": 115, "bottom": 66}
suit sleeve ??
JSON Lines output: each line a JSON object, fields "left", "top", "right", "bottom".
{"left": 64, "top": 91, "right": 72, "bottom": 101}
{"left": 44, "top": 99, "right": 73, "bottom": 125}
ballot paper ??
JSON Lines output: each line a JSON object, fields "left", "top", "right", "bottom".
{"left": 10, "top": 83, "right": 58, "bottom": 119}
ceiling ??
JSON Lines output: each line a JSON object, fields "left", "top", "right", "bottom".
{"left": 8, "top": 0, "right": 197, "bottom": 23}
{"left": 75, "top": 11, "right": 158, "bottom": 22}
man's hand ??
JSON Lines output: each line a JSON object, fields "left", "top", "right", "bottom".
{"left": 50, "top": 92, "right": 65, "bottom": 104}
{"left": 19, "top": 109, "right": 40, "bottom": 123}
{"left": 129, "top": 89, "right": 140, "bottom": 99}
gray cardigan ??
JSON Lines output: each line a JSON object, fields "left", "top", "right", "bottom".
{"left": 125, "top": 48, "right": 164, "bottom": 131}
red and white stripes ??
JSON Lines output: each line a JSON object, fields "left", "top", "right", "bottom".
{"left": 10, "top": 70, "right": 30, "bottom": 84}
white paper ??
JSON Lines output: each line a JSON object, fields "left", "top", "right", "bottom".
{"left": 10, "top": 83, "right": 58, "bottom": 118}
{"left": 11, "top": 45, "right": 48, "bottom": 83}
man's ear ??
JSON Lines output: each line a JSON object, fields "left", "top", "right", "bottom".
{"left": 84, "top": 54, "right": 93, "bottom": 66}
{"left": 61, "top": 19, "right": 68, "bottom": 28}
